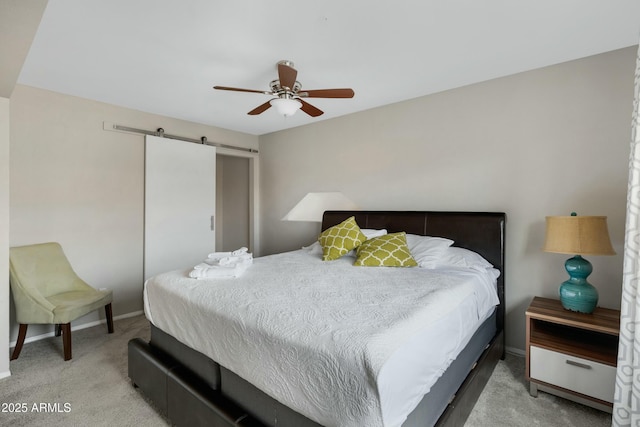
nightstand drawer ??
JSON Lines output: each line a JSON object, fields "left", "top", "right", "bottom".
{"left": 530, "top": 346, "right": 615, "bottom": 403}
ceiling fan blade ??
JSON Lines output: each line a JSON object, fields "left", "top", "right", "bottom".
{"left": 278, "top": 63, "right": 298, "bottom": 90}
{"left": 299, "top": 99, "right": 324, "bottom": 117}
{"left": 247, "top": 101, "right": 272, "bottom": 115}
{"left": 298, "top": 88, "right": 355, "bottom": 98}
{"left": 214, "top": 86, "right": 271, "bottom": 95}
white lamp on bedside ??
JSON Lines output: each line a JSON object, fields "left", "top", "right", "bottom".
{"left": 282, "top": 192, "right": 358, "bottom": 222}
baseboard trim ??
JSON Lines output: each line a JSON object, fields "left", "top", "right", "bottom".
{"left": 9, "top": 310, "right": 144, "bottom": 348}
{"left": 505, "top": 346, "right": 525, "bottom": 357}
{"left": 0, "top": 369, "right": 11, "bottom": 380}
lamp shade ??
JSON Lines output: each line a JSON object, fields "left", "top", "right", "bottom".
{"left": 543, "top": 215, "right": 615, "bottom": 256}
{"left": 281, "top": 192, "right": 358, "bottom": 222}
{"left": 270, "top": 98, "right": 302, "bottom": 117}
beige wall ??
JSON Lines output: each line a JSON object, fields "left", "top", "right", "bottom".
{"left": 0, "top": 0, "right": 48, "bottom": 98}
{"left": 9, "top": 85, "right": 258, "bottom": 342}
{"left": 259, "top": 46, "right": 637, "bottom": 353}
{"left": 1, "top": 0, "right": 48, "bottom": 379}
{"left": 0, "top": 97, "right": 10, "bottom": 378}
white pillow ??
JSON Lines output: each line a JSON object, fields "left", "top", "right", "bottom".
{"left": 361, "top": 229, "right": 388, "bottom": 239}
{"left": 433, "top": 247, "right": 494, "bottom": 271}
{"left": 346, "top": 229, "right": 388, "bottom": 256}
{"left": 302, "top": 241, "right": 322, "bottom": 256}
{"left": 405, "top": 234, "right": 454, "bottom": 268}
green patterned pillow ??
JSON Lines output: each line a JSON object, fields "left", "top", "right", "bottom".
{"left": 354, "top": 232, "right": 418, "bottom": 267}
{"left": 318, "top": 216, "right": 367, "bottom": 261}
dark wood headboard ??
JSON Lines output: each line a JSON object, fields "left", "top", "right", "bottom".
{"left": 322, "top": 210, "right": 506, "bottom": 334}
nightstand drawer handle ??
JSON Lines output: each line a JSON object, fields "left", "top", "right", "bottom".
{"left": 566, "top": 360, "right": 592, "bottom": 370}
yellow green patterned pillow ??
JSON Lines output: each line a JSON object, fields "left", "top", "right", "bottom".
{"left": 318, "top": 216, "right": 367, "bottom": 261}
{"left": 354, "top": 232, "right": 418, "bottom": 267}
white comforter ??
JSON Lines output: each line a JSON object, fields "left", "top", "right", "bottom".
{"left": 144, "top": 249, "right": 499, "bottom": 427}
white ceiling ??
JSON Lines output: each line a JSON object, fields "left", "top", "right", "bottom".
{"left": 17, "top": 0, "right": 640, "bottom": 136}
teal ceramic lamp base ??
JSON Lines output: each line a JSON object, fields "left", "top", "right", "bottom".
{"left": 559, "top": 255, "right": 598, "bottom": 314}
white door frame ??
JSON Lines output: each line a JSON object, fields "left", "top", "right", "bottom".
{"left": 216, "top": 146, "right": 260, "bottom": 257}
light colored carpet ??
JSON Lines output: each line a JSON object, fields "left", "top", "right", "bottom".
{"left": 1, "top": 315, "right": 169, "bottom": 427}
{"left": 466, "top": 352, "right": 611, "bottom": 427}
{"left": 0, "top": 315, "right": 612, "bottom": 426}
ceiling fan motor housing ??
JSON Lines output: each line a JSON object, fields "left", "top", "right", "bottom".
{"left": 270, "top": 80, "right": 302, "bottom": 98}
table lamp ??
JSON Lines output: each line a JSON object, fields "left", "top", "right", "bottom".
{"left": 542, "top": 212, "right": 615, "bottom": 313}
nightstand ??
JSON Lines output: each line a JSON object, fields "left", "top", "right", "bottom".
{"left": 525, "top": 296, "right": 620, "bottom": 413}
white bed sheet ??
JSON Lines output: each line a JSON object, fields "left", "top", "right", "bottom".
{"left": 144, "top": 249, "right": 499, "bottom": 427}
{"left": 379, "top": 277, "right": 496, "bottom": 427}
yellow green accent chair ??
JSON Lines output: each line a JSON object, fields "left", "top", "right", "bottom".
{"left": 9, "top": 242, "right": 114, "bottom": 361}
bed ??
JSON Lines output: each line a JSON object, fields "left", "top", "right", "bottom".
{"left": 128, "top": 210, "right": 506, "bottom": 427}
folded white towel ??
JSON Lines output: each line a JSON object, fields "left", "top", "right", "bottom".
{"left": 191, "top": 247, "right": 253, "bottom": 279}
{"left": 193, "top": 262, "right": 214, "bottom": 270}
{"left": 219, "top": 253, "right": 253, "bottom": 266}
{"left": 188, "top": 262, "right": 250, "bottom": 279}
{"left": 219, "top": 257, "right": 235, "bottom": 267}
{"left": 207, "top": 247, "right": 248, "bottom": 260}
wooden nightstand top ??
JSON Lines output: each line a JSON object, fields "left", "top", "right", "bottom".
{"left": 526, "top": 297, "right": 620, "bottom": 336}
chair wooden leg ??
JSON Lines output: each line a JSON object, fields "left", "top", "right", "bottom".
{"left": 105, "top": 303, "right": 114, "bottom": 334}
{"left": 11, "top": 324, "right": 28, "bottom": 360}
{"left": 55, "top": 324, "right": 62, "bottom": 337}
{"left": 61, "top": 323, "right": 72, "bottom": 361}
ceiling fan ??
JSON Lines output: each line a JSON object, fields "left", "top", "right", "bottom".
{"left": 213, "top": 60, "right": 354, "bottom": 118}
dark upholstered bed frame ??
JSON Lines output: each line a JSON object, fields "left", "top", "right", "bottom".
{"left": 128, "top": 211, "right": 506, "bottom": 427}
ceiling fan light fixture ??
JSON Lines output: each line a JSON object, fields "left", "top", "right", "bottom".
{"left": 270, "top": 98, "right": 302, "bottom": 117}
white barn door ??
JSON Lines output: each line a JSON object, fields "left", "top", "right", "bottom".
{"left": 144, "top": 135, "right": 216, "bottom": 280}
